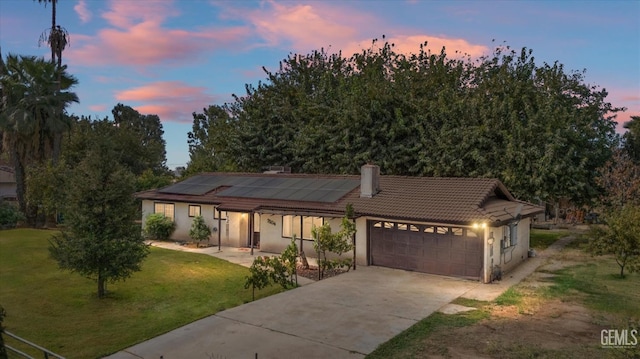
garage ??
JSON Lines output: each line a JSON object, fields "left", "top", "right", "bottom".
{"left": 368, "top": 220, "right": 483, "bottom": 279}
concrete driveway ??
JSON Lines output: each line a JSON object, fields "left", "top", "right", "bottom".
{"left": 106, "top": 266, "right": 478, "bottom": 359}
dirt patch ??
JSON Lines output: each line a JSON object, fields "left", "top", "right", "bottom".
{"left": 423, "top": 300, "right": 608, "bottom": 358}
{"left": 295, "top": 264, "right": 349, "bottom": 281}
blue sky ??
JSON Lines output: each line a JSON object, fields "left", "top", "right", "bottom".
{"left": 1, "top": 0, "right": 639, "bottom": 169}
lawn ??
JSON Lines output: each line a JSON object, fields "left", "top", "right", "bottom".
{"left": 0, "top": 229, "right": 282, "bottom": 359}
{"left": 529, "top": 228, "right": 570, "bottom": 250}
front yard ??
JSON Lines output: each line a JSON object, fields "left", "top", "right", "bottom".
{"left": 0, "top": 229, "right": 282, "bottom": 358}
{"left": 367, "top": 230, "right": 640, "bottom": 358}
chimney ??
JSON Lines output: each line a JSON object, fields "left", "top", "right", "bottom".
{"left": 360, "top": 164, "right": 380, "bottom": 198}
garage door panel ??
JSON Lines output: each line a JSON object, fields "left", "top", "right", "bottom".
{"left": 369, "top": 220, "right": 482, "bottom": 280}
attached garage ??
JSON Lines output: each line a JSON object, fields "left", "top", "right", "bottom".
{"left": 369, "top": 220, "right": 483, "bottom": 280}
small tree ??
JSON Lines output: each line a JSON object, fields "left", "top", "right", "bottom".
{"left": 144, "top": 213, "right": 175, "bottom": 241}
{"left": 244, "top": 256, "right": 271, "bottom": 301}
{"left": 312, "top": 213, "right": 356, "bottom": 280}
{"left": 588, "top": 205, "right": 640, "bottom": 278}
{"left": 189, "top": 215, "right": 211, "bottom": 247}
{"left": 244, "top": 240, "right": 299, "bottom": 300}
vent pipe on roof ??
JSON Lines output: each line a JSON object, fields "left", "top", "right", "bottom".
{"left": 360, "top": 164, "right": 380, "bottom": 198}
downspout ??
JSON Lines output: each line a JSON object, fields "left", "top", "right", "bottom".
{"left": 352, "top": 218, "right": 356, "bottom": 270}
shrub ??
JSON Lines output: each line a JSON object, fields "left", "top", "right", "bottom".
{"left": 0, "top": 200, "right": 24, "bottom": 229}
{"left": 144, "top": 213, "right": 175, "bottom": 241}
{"left": 189, "top": 215, "right": 211, "bottom": 247}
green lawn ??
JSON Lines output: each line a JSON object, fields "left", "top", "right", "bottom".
{"left": 0, "top": 229, "right": 282, "bottom": 358}
{"left": 529, "top": 228, "right": 570, "bottom": 250}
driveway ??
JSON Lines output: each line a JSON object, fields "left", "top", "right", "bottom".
{"left": 106, "top": 266, "right": 478, "bottom": 359}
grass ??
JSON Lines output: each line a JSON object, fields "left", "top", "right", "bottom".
{"left": 366, "top": 299, "right": 489, "bottom": 359}
{"left": 0, "top": 229, "right": 283, "bottom": 359}
{"left": 529, "top": 228, "right": 570, "bottom": 250}
{"left": 544, "top": 258, "right": 640, "bottom": 321}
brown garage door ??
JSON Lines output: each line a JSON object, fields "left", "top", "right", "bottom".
{"left": 369, "top": 220, "right": 482, "bottom": 279}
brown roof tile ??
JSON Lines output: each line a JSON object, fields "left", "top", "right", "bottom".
{"left": 135, "top": 173, "right": 543, "bottom": 226}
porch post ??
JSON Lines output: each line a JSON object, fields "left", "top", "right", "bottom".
{"left": 217, "top": 208, "right": 221, "bottom": 251}
{"left": 249, "top": 211, "right": 254, "bottom": 255}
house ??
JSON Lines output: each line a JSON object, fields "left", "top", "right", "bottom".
{"left": 0, "top": 166, "right": 17, "bottom": 201}
{"left": 135, "top": 164, "right": 543, "bottom": 283}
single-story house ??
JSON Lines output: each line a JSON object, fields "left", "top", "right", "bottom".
{"left": 135, "top": 164, "right": 543, "bottom": 283}
{"left": 0, "top": 166, "right": 17, "bottom": 201}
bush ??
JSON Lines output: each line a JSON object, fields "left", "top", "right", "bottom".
{"left": 0, "top": 200, "right": 24, "bottom": 229}
{"left": 144, "top": 213, "right": 175, "bottom": 241}
{"left": 189, "top": 215, "right": 211, "bottom": 247}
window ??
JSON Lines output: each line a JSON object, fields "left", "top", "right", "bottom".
{"left": 503, "top": 223, "right": 518, "bottom": 247}
{"left": 214, "top": 208, "right": 227, "bottom": 219}
{"left": 282, "top": 215, "right": 322, "bottom": 239}
{"left": 451, "top": 227, "right": 463, "bottom": 236}
{"left": 302, "top": 216, "right": 323, "bottom": 240}
{"left": 188, "top": 205, "right": 201, "bottom": 217}
{"left": 409, "top": 225, "right": 420, "bottom": 232}
{"left": 154, "top": 203, "right": 175, "bottom": 221}
{"left": 436, "top": 227, "right": 449, "bottom": 235}
{"left": 397, "top": 223, "right": 408, "bottom": 231}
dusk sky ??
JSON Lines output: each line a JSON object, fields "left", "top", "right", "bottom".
{"left": 1, "top": 0, "right": 639, "bottom": 169}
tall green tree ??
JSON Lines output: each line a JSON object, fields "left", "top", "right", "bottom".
{"left": 111, "top": 103, "right": 168, "bottom": 177}
{"left": 222, "top": 39, "right": 620, "bottom": 206}
{"left": 49, "top": 119, "right": 149, "bottom": 298}
{"left": 0, "top": 53, "right": 78, "bottom": 224}
{"left": 185, "top": 105, "right": 239, "bottom": 176}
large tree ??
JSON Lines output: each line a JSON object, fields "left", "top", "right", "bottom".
{"left": 0, "top": 53, "right": 78, "bottom": 224}
{"left": 111, "top": 103, "right": 169, "bottom": 177}
{"left": 184, "top": 105, "right": 239, "bottom": 176}
{"left": 49, "top": 119, "right": 149, "bottom": 298}
{"left": 216, "top": 39, "right": 621, "bottom": 205}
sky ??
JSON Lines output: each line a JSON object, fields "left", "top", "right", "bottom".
{"left": 1, "top": 0, "right": 639, "bottom": 169}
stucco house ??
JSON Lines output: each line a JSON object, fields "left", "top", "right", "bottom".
{"left": 136, "top": 164, "right": 543, "bottom": 283}
{"left": 0, "top": 166, "right": 17, "bottom": 201}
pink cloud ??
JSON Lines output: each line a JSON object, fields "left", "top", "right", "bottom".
{"left": 238, "top": 1, "right": 487, "bottom": 59}
{"left": 88, "top": 104, "right": 107, "bottom": 112}
{"left": 74, "top": 0, "right": 92, "bottom": 24}
{"left": 604, "top": 87, "right": 640, "bottom": 133}
{"left": 66, "top": 0, "right": 249, "bottom": 67}
{"left": 115, "top": 81, "right": 216, "bottom": 123}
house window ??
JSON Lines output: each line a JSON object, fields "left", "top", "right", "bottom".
{"left": 436, "top": 227, "right": 449, "bottom": 235}
{"left": 451, "top": 227, "right": 463, "bottom": 236}
{"left": 409, "top": 225, "right": 420, "bottom": 232}
{"left": 397, "top": 223, "right": 408, "bottom": 231}
{"left": 302, "top": 216, "right": 323, "bottom": 240}
{"left": 424, "top": 226, "right": 435, "bottom": 233}
{"left": 503, "top": 223, "right": 518, "bottom": 247}
{"left": 214, "top": 208, "right": 227, "bottom": 219}
{"left": 154, "top": 203, "right": 175, "bottom": 221}
{"left": 282, "top": 215, "right": 322, "bottom": 239}
{"left": 188, "top": 205, "right": 201, "bottom": 217}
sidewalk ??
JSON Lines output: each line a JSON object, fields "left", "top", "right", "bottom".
{"left": 461, "top": 235, "right": 575, "bottom": 301}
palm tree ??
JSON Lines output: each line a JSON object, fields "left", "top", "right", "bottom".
{"left": 0, "top": 53, "right": 78, "bottom": 224}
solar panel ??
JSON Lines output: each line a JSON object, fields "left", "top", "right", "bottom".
{"left": 216, "top": 177, "right": 359, "bottom": 202}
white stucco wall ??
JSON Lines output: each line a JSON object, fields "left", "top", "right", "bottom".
{"left": 483, "top": 217, "right": 532, "bottom": 283}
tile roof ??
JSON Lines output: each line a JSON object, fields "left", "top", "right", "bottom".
{"left": 136, "top": 172, "right": 543, "bottom": 226}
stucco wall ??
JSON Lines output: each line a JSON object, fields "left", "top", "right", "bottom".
{"left": 141, "top": 200, "right": 248, "bottom": 246}
{"left": 483, "top": 217, "right": 532, "bottom": 283}
{"left": 258, "top": 214, "right": 360, "bottom": 264}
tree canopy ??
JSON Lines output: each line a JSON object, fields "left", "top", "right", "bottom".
{"left": 186, "top": 39, "right": 621, "bottom": 205}
{"left": 49, "top": 119, "right": 149, "bottom": 298}
{"left": 0, "top": 53, "right": 78, "bottom": 224}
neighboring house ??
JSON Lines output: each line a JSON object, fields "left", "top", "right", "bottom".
{"left": 136, "top": 164, "right": 543, "bottom": 283}
{"left": 0, "top": 166, "right": 17, "bottom": 201}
